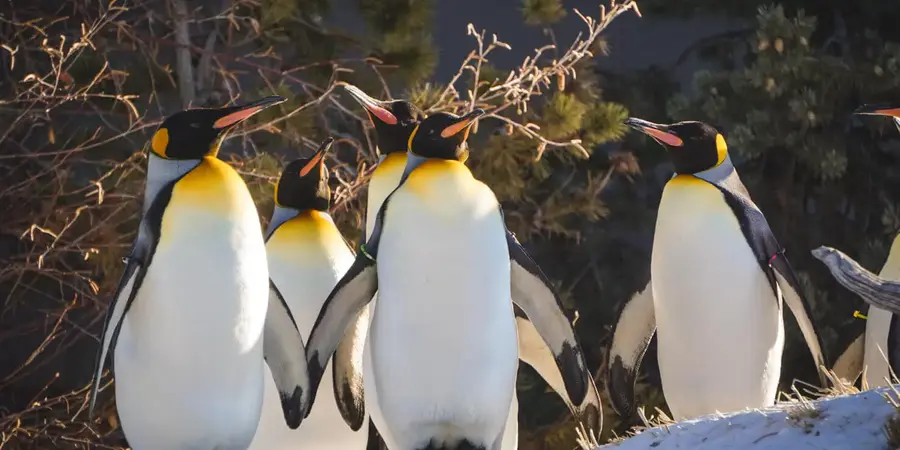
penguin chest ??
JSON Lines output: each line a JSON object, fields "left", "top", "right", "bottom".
{"left": 863, "top": 305, "right": 893, "bottom": 388}
{"left": 252, "top": 213, "right": 363, "bottom": 450}
{"left": 135, "top": 157, "right": 268, "bottom": 353}
{"left": 863, "top": 254, "right": 900, "bottom": 388}
{"left": 651, "top": 176, "right": 783, "bottom": 418}
{"left": 370, "top": 162, "right": 518, "bottom": 439}
{"left": 366, "top": 152, "right": 407, "bottom": 238}
{"left": 266, "top": 212, "right": 354, "bottom": 334}
{"left": 113, "top": 158, "right": 268, "bottom": 448}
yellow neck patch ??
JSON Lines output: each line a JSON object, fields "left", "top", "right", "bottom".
{"left": 405, "top": 159, "right": 472, "bottom": 197}
{"left": 169, "top": 157, "right": 249, "bottom": 214}
{"left": 208, "top": 135, "right": 224, "bottom": 158}
{"left": 273, "top": 176, "right": 283, "bottom": 207}
{"left": 407, "top": 123, "right": 420, "bottom": 154}
{"left": 151, "top": 128, "right": 169, "bottom": 157}
{"left": 715, "top": 133, "right": 728, "bottom": 167}
{"left": 268, "top": 210, "right": 346, "bottom": 256}
{"left": 374, "top": 151, "right": 408, "bottom": 178}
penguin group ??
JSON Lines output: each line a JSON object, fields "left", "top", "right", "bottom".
{"left": 87, "top": 80, "right": 900, "bottom": 449}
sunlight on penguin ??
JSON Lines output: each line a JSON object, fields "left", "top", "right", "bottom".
{"left": 300, "top": 109, "right": 602, "bottom": 450}
{"left": 820, "top": 104, "right": 900, "bottom": 393}
{"left": 339, "top": 84, "right": 604, "bottom": 450}
{"left": 88, "top": 96, "right": 310, "bottom": 450}
{"left": 248, "top": 137, "right": 373, "bottom": 450}
{"left": 607, "top": 117, "right": 827, "bottom": 424}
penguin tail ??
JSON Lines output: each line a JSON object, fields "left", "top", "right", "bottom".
{"left": 417, "top": 439, "right": 486, "bottom": 450}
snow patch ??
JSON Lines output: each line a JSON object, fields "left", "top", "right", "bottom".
{"left": 598, "top": 388, "right": 897, "bottom": 449}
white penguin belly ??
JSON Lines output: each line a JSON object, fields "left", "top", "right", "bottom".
{"left": 114, "top": 204, "right": 269, "bottom": 450}
{"left": 863, "top": 305, "right": 893, "bottom": 388}
{"left": 498, "top": 385, "right": 519, "bottom": 450}
{"left": 369, "top": 179, "right": 519, "bottom": 450}
{"left": 249, "top": 217, "right": 366, "bottom": 450}
{"left": 652, "top": 176, "right": 783, "bottom": 421}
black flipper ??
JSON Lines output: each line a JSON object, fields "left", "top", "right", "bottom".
{"left": 506, "top": 230, "right": 601, "bottom": 431}
{"left": 264, "top": 281, "right": 310, "bottom": 429}
{"left": 514, "top": 306, "right": 602, "bottom": 432}
{"left": 708, "top": 174, "right": 828, "bottom": 386}
{"left": 301, "top": 151, "right": 428, "bottom": 419}
{"left": 88, "top": 181, "right": 175, "bottom": 417}
{"left": 606, "top": 280, "right": 655, "bottom": 422}
{"left": 332, "top": 306, "right": 369, "bottom": 430}
{"left": 300, "top": 164, "right": 406, "bottom": 418}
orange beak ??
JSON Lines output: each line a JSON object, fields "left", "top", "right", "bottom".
{"left": 624, "top": 117, "right": 684, "bottom": 147}
{"left": 299, "top": 137, "right": 334, "bottom": 177}
{"left": 854, "top": 103, "right": 900, "bottom": 118}
{"left": 440, "top": 109, "right": 486, "bottom": 139}
{"left": 213, "top": 96, "right": 286, "bottom": 130}
{"left": 341, "top": 83, "right": 398, "bottom": 125}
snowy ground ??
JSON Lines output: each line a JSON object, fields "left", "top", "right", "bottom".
{"left": 597, "top": 388, "right": 898, "bottom": 450}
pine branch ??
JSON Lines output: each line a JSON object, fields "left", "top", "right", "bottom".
{"left": 431, "top": 0, "right": 642, "bottom": 161}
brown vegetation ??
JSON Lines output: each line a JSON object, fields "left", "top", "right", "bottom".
{"left": 0, "top": 1, "right": 640, "bottom": 448}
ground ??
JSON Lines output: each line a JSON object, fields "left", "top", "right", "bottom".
{"left": 596, "top": 388, "right": 898, "bottom": 449}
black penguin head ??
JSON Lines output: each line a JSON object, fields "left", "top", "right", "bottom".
{"left": 624, "top": 117, "right": 728, "bottom": 174}
{"left": 408, "top": 109, "right": 485, "bottom": 161}
{"left": 150, "top": 96, "right": 286, "bottom": 160}
{"left": 341, "top": 83, "right": 424, "bottom": 155}
{"left": 275, "top": 137, "right": 334, "bottom": 212}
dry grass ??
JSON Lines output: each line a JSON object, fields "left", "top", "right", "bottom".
{"left": 0, "top": 1, "right": 640, "bottom": 448}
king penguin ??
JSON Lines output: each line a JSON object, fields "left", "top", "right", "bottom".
{"left": 248, "top": 137, "right": 370, "bottom": 450}
{"left": 340, "top": 82, "right": 424, "bottom": 450}
{"left": 88, "top": 97, "right": 310, "bottom": 450}
{"left": 607, "top": 118, "right": 828, "bottom": 422}
{"left": 300, "top": 109, "right": 602, "bottom": 450}
{"left": 341, "top": 85, "right": 604, "bottom": 448}
{"left": 339, "top": 83, "right": 424, "bottom": 238}
{"left": 821, "top": 103, "right": 900, "bottom": 389}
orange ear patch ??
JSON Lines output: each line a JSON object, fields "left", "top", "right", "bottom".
{"left": 151, "top": 128, "right": 169, "bottom": 156}
{"left": 643, "top": 127, "right": 683, "bottom": 147}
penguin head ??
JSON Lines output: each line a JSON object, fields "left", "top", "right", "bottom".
{"left": 624, "top": 117, "right": 727, "bottom": 174}
{"left": 341, "top": 83, "right": 424, "bottom": 155}
{"left": 408, "top": 109, "right": 485, "bottom": 161}
{"left": 275, "top": 137, "right": 334, "bottom": 212}
{"left": 149, "top": 96, "right": 286, "bottom": 160}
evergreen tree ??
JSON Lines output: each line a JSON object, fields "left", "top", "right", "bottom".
{"left": 606, "top": 2, "right": 900, "bottom": 429}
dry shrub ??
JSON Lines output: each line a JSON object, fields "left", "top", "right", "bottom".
{"left": 0, "top": 0, "right": 640, "bottom": 448}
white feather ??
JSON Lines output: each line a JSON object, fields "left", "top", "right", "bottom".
{"left": 652, "top": 177, "right": 784, "bottom": 421}
{"left": 113, "top": 188, "right": 269, "bottom": 449}
{"left": 369, "top": 165, "right": 518, "bottom": 449}
{"left": 832, "top": 333, "right": 864, "bottom": 385}
{"left": 249, "top": 211, "right": 366, "bottom": 450}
